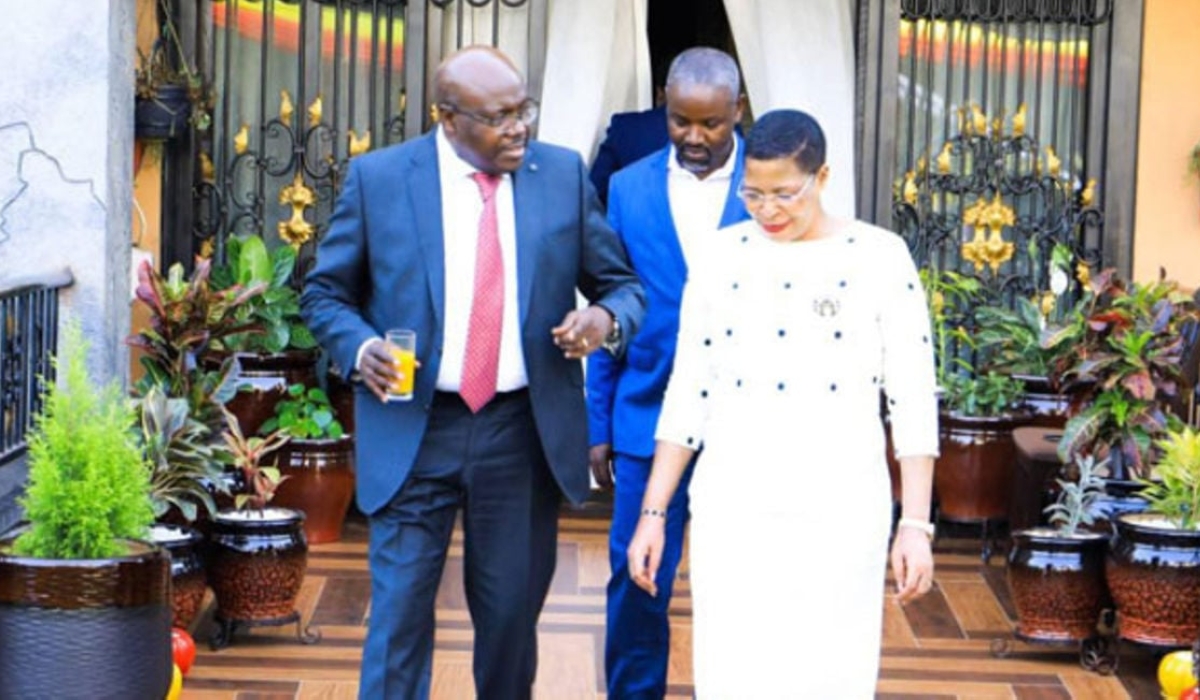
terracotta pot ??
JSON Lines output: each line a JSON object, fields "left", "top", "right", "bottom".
{"left": 0, "top": 539, "right": 172, "bottom": 699}
{"left": 214, "top": 350, "right": 319, "bottom": 437}
{"left": 935, "top": 412, "right": 1021, "bottom": 522}
{"left": 271, "top": 435, "right": 356, "bottom": 544}
{"left": 1007, "top": 529, "right": 1110, "bottom": 642}
{"left": 1106, "top": 513, "right": 1200, "bottom": 646}
{"left": 150, "top": 524, "right": 207, "bottom": 629}
{"left": 205, "top": 508, "right": 307, "bottom": 623}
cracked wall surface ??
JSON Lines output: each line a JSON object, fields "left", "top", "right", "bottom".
{"left": 0, "top": 2, "right": 135, "bottom": 388}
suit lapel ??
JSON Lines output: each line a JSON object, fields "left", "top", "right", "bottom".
{"left": 512, "top": 147, "right": 544, "bottom": 327}
{"left": 719, "top": 134, "right": 749, "bottom": 228}
{"left": 407, "top": 135, "right": 446, "bottom": 328}
{"left": 646, "top": 149, "right": 688, "bottom": 279}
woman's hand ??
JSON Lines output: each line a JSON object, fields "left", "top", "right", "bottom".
{"left": 890, "top": 527, "right": 934, "bottom": 604}
{"left": 627, "top": 515, "right": 666, "bottom": 597}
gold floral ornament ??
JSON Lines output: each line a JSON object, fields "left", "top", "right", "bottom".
{"left": 199, "top": 152, "right": 215, "bottom": 184}
{"left": 349, "top": 129, "right": 371, "bottom": 157}
{"left": 280, "top": 89, "right": 294, "bottom": 126}
{"left": 1011, "top": 103, "right": 1027, "bottom": 137}
{"left": 961, "top": 192, "right": 1015, "bottom": 274}
{"left": 278, "top": 172, "right": 316, "bottom": 248}
{"left": 233, "top": 124, "right": 249, "bottom": 155}
{"left": 1076, "top": 261, "right": 1092, "bottom": 288}
{"left": 901, "top": 171, "right": 919, "bottom": 206}
{"left": 308, "top": 96, "right": 323, "bottom": 128}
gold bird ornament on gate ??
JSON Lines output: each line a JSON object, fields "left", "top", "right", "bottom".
{"left": 349, "top": 129, "right": 371, "bottom": 157}
{"left": 936, "top": 143, "right": 953, "bottom": 174}
{"left": 1011, "top": 103, "right": 1027, "bottom": 137}
{"left": 280, "top": 89, "right": 294, "bottom": 126}
{"left": 1045, "top": 146, "right": 1061, "bottom": 178}
{"left": 308, "top": 96, "right": 323, "bottom": 127}
{"left": 233, "top": 124, "right": 249, "bottom": 155}
{"left": 901, "top": 171, "right": 919, "bottom": 206}
{"left": 1080, "top": 178, "right": 1097, "bottom": 207}
{"left": 971, "top": 104, "right": 988, "bottom": 137}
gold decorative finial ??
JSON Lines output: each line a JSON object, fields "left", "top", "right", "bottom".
{"left": 398, "top": 91, "right": 407, "bottom": 114}
{"left": 1039, "top": 291, "right": 1057, "bottom": 317}
{"left": 429, "top": 104, "right": 440, "bottom": 122}
{"left": 961, "top": 192, "right": 1015, "bottom": 273}
{"left": 1080, "top": 178, "right": 1097, "bottom": 207}
{"left": 901, "top": 171, "right": 919, "bottom": 206}
{"left": 233, "top": 124, "right": 249, "bottom": 155}
{"left": 280, "top": 89, "right": 294, "bottom": 126}
{"left": 936, "top": 143, "right": 953, "bottom": 174}
{"left": 199, "top": 152, "right": 215, "bottom": 183}
{"left": 971, "top": 103, "right": 988, "bottom": 137}
{"left": 278, "top": 172, "right": 316, "bottom": 248}
{"left": 348, "top": 129, "right": 371, "bottom": 157}
{"left": 308, "top": 96, "right": 323, "bottom": 127}
{"left": 1011, "top": 103, "right": 1027, "bottom": 137}
{"left": 1076, "top": 261, "right": 1091, "bottom": 288}
{"left": 1045, "top": 146, "right": 1061, "bottom": 178}
{"left": 199, "top": 238, "right": 215, "bottom": 260}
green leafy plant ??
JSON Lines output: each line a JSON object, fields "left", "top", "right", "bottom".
{"left": 1044, "top": 455, "right": 1109, "bottom": 536}
{"left": 128, "top": 258, "right": 265, "bottom": 435}
{"left": 211, "top": 234, "right": 317, "bottom": 355}
{"left": 1137, "top": 426, "right": 1200, "bottom": 529}
{"left": 135, "top": 384, "right": 226, "bottom": 522}
{"left": 220, "top": 407, "right": 291, "bottom": 511}
{"left": 941, "top": 370, "right": 1026, "bottom": 417}
{"left": 1054, "top": 269, "right": 1199, "bottom": 479}
{"left": 12, "top": 322, "right": 154, "bottom": 559}
{"left": 260, "top": 382, "right": 345, "bottom": 440}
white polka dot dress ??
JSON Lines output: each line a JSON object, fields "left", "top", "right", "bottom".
{"left": 656, "top": 219, "right": 939, "bottom": 699}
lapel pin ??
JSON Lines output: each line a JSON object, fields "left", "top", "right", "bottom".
{"left": 529, "top": 163, "right": 539, "bottom": 172}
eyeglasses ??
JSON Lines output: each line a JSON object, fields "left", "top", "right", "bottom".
{"left": 737, "top": 175, "right": 816, "bottom": 208}
{"left": 440, "top": 99, "right": 540, "bottom": 129}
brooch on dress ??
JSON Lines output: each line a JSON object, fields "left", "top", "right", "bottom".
{"left": 813, "top": 296, "right": 840, "bottom": 318}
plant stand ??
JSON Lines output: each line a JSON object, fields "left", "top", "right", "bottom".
{"left": 210, "top": 610, "right": 321, "bottom": 651}
{"left": 989, "top": 608, "right": 1120, "bottom": 675}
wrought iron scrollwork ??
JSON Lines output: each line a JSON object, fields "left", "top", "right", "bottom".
{"left": 900, "top": 0, "right": 1113, "bottom": 24}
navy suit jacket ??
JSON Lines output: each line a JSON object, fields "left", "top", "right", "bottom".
{"left": 301, "top": 133, "right": 645, "bottom": 512}
{"left": 589, "top": 106, "right": 669, "bottom": 205}
{"left": 586, "top": 141, "right": 749, "bottom": 458}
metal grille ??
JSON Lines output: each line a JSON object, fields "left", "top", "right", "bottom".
{"left": 186, "top": 0, "right": 543, "bottom": 275}
{"left": 0, "top": 283, "right": 64, "bottom": 464}
{"left": 892, "top": 0, "right": 1111, "bottom": 307}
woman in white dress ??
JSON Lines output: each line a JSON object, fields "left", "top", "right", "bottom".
{"left": 626, "top": 109, "right": 940, "bottom": 698}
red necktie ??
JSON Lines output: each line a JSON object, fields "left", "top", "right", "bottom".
{"left": 461, "top": 172, "right": 504, "bottom": 413}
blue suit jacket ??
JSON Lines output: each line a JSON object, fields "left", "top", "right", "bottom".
{"left": 589, "top": 106, "right": 669, "bottom": 205}
{"left": 586, "top": 141, "right": 749, "bottom": 458}
{"left": 301, "top": 133, "right": 645, "bottom": 512}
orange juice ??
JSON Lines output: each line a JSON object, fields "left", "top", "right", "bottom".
{"left": 387, "top": 346, "right": 416, "bottom": 400}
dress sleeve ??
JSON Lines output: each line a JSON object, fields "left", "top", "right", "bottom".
{"left": 654, "top": 245, "right": 717, "bottom": 450}
{"left": 877, "top": 230, "right": 941, "bottom": 458}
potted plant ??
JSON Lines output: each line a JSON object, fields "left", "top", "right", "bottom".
{"left": 134, "top": 0, "right": 213, "bottom": 141}
{"left": 1107, "top": 425, "right": 1200, "bottom": 647}
{"left": 1007, "top": 454, "right": 1111, "bottom": 644}
{"left": 210, "top": 233, "right": 321, "bottom": 436}
{"left": 205, "top": 408, "right": 316, "bottom": 649}
{"left": 1052, "top": 269, "right": 1199, "bottom": 482}
{"left": 136, "top": 384, "right": 223, "bottom": 628}
{"left": 261, "top": 382, "right": 355, "bottom": 544}
{"left": 0, "top": 322, "right": 172, "bottom": 699}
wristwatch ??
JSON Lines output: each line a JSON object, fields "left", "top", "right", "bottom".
{"left": 601, "top": 316, "right": 622, "bottom": 354}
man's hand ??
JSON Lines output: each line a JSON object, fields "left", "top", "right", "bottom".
{"left": 551, "top": 306, "right": 613, "bottom": 359}
{"left": 589, "top": 444, "right": 614, "bottom": 489}
{"left": 359, "top": 338, "right": 420, "bottom": 403}
{"left": 890, "top": 527, "right": 934, "bottom": 604}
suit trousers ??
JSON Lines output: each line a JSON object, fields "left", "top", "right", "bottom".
{"left": 359, "top": 389, "right": 560, "bottom": 700}
{"left": 606, "top": 453, "right": 692, "bottom": 699}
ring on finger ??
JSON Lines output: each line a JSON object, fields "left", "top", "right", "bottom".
{"left": 581, "top": 337, "right": 589, "bottom": 348}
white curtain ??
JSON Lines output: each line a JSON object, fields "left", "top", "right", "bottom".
{"left": 538, "top": 0, "right": 651, "bottom": 162}
{"left": 722, "top": 0, "right": 858, "bottom": 218}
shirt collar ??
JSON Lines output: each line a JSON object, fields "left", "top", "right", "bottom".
{"left": 667, "top": 135, "right": 739, "bottom": 181}
{"left": 436, "top": 125, "right": 493, "bottom": 182}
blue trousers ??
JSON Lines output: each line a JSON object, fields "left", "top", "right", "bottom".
{"left": 358, "top": 390, "right": 559, "bottom": 700}
{"left": 606, "top": 453, "right": 692, "bottom": 699}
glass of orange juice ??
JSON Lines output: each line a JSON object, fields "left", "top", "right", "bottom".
{"left": 384, "top": 329, "right": 416, "bottom": 402}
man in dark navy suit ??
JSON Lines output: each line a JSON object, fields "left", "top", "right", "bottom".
{"left": 302, "top": 46, "right": 645, "bottom": 700}
{"left": 589, "top": 101, "right": 669, "bottom": 206}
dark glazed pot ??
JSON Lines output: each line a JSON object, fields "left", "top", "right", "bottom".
{"left": 1106, "top": 513, "right": 1200, "bottom": 646}
{"left": 0, "top": 539, "right": 172, "bottom": 699}
{"left": 1007, "top": 529, "right": 1110, "bottom": 642}
{"left": 1013, "top": 374, "right": 1069, "bottom": 429}
{"left": 935, "top": 412, "right": 1021, "bottom": 522}
{"left": 216, "top": 350, "right": 319, "bottom": 437}
{"left": 151, "top": 523, "right": 207, "bottom": 629}
{"left": 272, "top": 435, "right": 356, "bottom": 544}
{"left": 206, "top": 508, "right": 308, "bottom": 622}
{"left": 135, "top": 84, "right": 191, "bottom": 141}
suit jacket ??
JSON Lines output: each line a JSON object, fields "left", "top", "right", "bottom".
{"left": 586, "top": 140, "right": 749, "bottom": 459}
{"left": 589, "top": 106, "right": 669, "bottom": 206}
{"left": 301, "top": 133, "right": 645, "bottom": 512}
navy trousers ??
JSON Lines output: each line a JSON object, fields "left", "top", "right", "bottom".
{"left": 606, "top": 453, "right": 692, "bottom": 699}
{"left": 358, "top": 390, "right": 560, "bottom": 700}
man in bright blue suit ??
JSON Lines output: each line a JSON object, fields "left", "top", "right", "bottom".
{"left": 302, "top": 46, "right": 644, "bottom": 700}
{"left": 586, "top": 47, "right": 749, "bottom": 699}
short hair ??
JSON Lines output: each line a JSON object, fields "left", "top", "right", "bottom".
{"left": 744, "top": 109, "right": 826, "bottom": 174}
{"left": 665, "top": 47, "right": 740, "bottom": 102}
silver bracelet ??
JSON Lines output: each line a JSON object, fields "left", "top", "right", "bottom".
{"left": 641, "top": 507, "right": 667, "bottom": 519}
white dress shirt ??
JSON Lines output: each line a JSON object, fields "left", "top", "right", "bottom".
{"left": 666, "top": 138, "right": 739, "bottom": 263}
{"left": 355, "top": 127, "right": 528, "bottom": 393}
